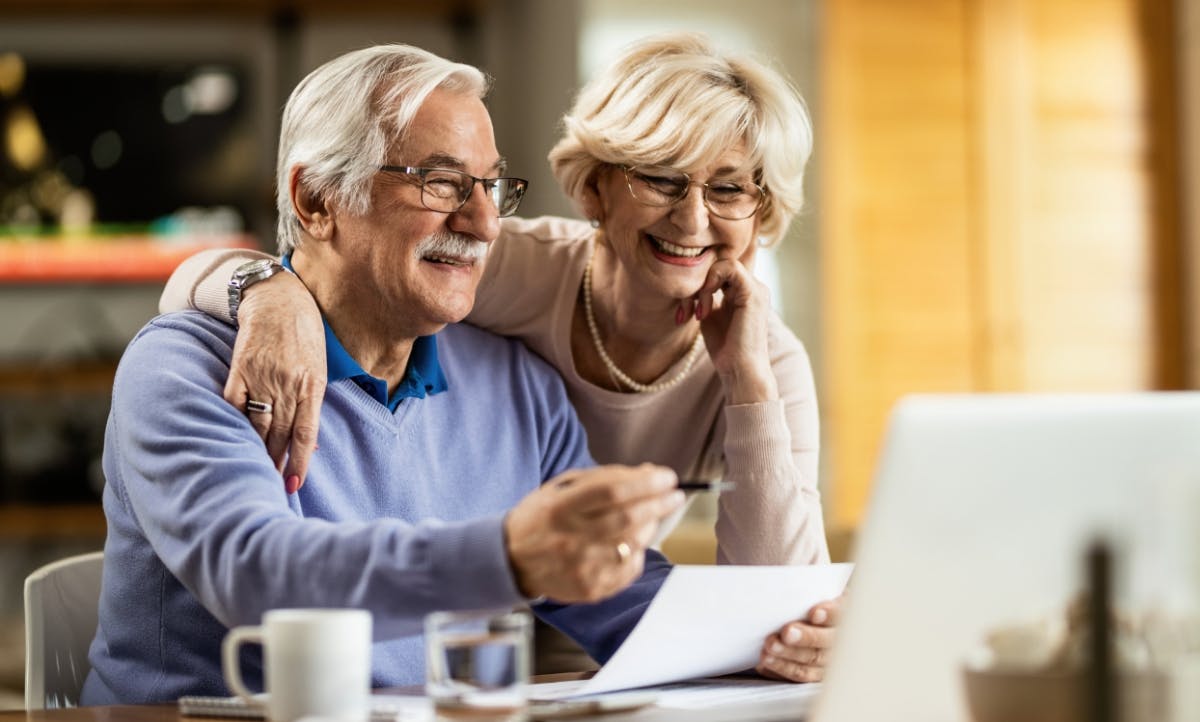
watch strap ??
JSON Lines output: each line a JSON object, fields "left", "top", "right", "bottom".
{"left": 227, "top": 260, "right": 285, "bottom": 323}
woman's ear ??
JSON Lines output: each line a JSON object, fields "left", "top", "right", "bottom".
{"left": 740, "top": 240, "right": 758, "bottom": 268}
{"left": 579, "top": 167, "right": 606, "bottom": 225}
{"left": 289, "top": 166, "right": 334, "bottom": 241}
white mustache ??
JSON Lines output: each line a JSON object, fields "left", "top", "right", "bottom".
{"left": 414, "top": 231, "right": 490, "bottom": 263}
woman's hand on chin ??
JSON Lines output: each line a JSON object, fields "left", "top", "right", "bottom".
{"left": 680, "top": 250, "right": 778, "bottom": 404}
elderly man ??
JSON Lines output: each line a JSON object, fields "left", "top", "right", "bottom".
{"left": 81, "top": 44, "right": 684, "bottom": 705}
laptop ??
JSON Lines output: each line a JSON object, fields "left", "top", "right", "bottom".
{"left": 811, "top": 392, "right": 1200, "bottom": 722}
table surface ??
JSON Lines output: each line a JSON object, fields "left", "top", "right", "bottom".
{"left": 0, "top": 675, "right": 812, "bottom": 722}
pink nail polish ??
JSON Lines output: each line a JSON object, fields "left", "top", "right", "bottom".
{"left": 286, "top": 475, "right": 300, "bottom": 494}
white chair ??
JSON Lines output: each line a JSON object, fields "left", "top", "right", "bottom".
{"left": 23, "top": 551, "right": 104, "bottom": 710}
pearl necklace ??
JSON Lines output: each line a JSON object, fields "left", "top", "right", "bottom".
{"left": 582, "top": 252, "right": 705, "bottom": 393}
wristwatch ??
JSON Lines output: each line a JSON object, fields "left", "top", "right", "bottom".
{"left": 227, "top": 258, "right": 285, "bottom": 323}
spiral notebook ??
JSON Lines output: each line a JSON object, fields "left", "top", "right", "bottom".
{"left": 177, "top": 694, "right": 429, "bottom": 721}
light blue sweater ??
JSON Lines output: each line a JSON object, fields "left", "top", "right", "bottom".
{"left": 82, "top": 311, "right": 669, "bottom": 704}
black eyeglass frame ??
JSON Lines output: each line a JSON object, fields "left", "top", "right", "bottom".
{"left": 620, "top": 165, "right": 768, "bottom": 221}
{"left": 379, "top": 165, "right": 529, "bottom": 218}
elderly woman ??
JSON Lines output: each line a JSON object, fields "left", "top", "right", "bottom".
{"left": 161, "top": 32, "right": 837, "bottom": 682}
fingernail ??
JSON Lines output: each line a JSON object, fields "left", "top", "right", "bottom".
{"left": 675, "top": 305, "right": 685, "bottom": 325}
{"left": 286, "top": 475, "right": 300, "bottom": 494}
{"left": 763, "top": 654, "right": 778, "bottom": 667}
{"left": 784, "top": 627, "right": 802, "bottom": 644}
{"left": 812, "top": 608, "right": 828, "bottom": 625}
{"left": 313, "top": 443, "right": 319, "bottom": 451}
{"left": 770, "top": 641, "right": 785, "bottom": 655}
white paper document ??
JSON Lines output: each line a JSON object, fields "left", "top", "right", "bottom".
{"left": 531, "top": 677, "right": 823, "bottom": 709}
{"left": 652, "top": 677, "right": 823, "bottom": 709}
{"left": 534, "top": 563, "right": 854, "bottom": 699}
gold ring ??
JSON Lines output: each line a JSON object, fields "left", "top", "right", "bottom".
{"left": 615, "top": 541, "right": 632, "bottom": 564}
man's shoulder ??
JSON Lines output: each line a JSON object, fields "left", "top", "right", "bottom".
{"left": 120, "top": 311, "right": 235, "bottom": 374}
{"left": 439, "top": 322, "right": 530, "bottom": 358}
{"left": 139, "top": 309, "right": 236, "bottom": 338}
{"left": 438, "top": 323, "right": 559, "bottom": 381}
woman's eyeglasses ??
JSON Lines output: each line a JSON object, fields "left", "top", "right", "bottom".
{"left": 622, "top": 165, "right": 767, "bottom": 221}
{"left": 379, "top": 165, "right": 528, "bottom": 217}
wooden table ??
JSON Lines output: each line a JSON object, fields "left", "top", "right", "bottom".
{"left": 0, "top": 675, "right": 812, "bottom": 722}
{"left": 0, "top": 701, "right": 808, "bottom": 722}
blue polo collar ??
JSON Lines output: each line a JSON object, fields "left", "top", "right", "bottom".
{"left": 281, "top": 254, "right": 448, "bottom": 411}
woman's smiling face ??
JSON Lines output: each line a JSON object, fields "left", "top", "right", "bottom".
{"left": 590, "top": 144, "right": 763, "bottom": 301}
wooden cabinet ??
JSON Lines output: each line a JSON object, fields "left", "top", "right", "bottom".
{"left": 820, "top": 0, "right": 1186, "bottom": 529}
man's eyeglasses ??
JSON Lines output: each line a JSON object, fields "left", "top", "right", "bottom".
{"left": 621, "top": 165, "right": 767, "bottom": 221}
{"left": 379, "top": 165, "right": 528, "bottom": 217}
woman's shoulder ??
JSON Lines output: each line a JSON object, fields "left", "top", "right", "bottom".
{"left": 764, "top": 313, "right": 817, "bottom": 400}
{"left": 493, "top": 215, "right": 593, "bottom": 272}
{"left": 469, "top": 215, "right": 592, "bottom": 341}
{"left": 500, "top": 215, "right": 594, "bottom": 248}
{"left": 482, "top": 215, "right": 592, "bottom": 286}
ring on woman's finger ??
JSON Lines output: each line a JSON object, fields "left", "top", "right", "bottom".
{"left": 615, "top": 541, "right": 633, "bottom": 564}
{"left": 246, "top": 399, "right": 273, "bottom": 414}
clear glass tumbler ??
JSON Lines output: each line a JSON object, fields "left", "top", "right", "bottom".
{"left": 425, "top": 608, "right": 531, "bottom": 721}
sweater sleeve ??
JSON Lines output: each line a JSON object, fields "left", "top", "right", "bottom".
{"left": 713, "top": 315, "right": 829, "bottom": 566}
{"left": 533, "top": 550, "right": 672, "bottom": 664}
{"left": 107, "top": 317, "right": 528, "bottom": 640}
{"left": 158, "top": 247, "right": 275, "bottom": 322}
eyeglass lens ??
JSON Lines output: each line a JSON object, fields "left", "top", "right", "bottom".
{"left": 624, "top": 166, "right": 763, "bottom": 220}
{"left": 418, "top": 168, "right": 526, "bottom": 217}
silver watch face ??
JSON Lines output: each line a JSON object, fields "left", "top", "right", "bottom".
{"left": 229, "top": 259, "right": 281, "bottom": 321}
{"left": 235, "top": 258, "right": 275, "bottom": 280}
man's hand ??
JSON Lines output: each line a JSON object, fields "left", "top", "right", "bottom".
{"left": 756, "top": 595, "right": 843, "bottom": 682}
{"left": 223, "top": 271, "right": 327, "bottom": 492}
{"left": 504, "top": 465, "right": 685, "bottom": 603}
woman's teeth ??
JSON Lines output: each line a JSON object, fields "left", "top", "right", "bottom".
{"left": 650, "top": 236, "right": 707, "bottom": 258}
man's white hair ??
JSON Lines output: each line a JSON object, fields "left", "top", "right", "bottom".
{"left": 275, "top": 44, "right": 490, "bottom": 254}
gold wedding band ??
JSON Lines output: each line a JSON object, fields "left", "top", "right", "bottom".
{"left": 246, "top": 399, "right": 273, "bottom": 414}
{"left": 615, "top": 541, "right": 632, "bottom": 564}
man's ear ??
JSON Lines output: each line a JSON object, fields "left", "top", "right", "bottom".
{"left": 289, "top": 166, "right": 334, "bottom": 241}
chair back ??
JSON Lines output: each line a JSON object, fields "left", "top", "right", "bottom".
{"left": 23, "top": 551, "right": 104, "bottom": 710}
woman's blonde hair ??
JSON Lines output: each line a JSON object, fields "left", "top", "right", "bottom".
{"left": 549, "top": 32, "right": 812, "bottom": 247}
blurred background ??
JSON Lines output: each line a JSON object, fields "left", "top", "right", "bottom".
{"left": 0, "top": 0, "right": 1195, "bottom": 708}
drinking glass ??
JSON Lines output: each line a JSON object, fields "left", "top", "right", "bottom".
{"left": 425, "top": 609, "right": 531, "bottom": 721}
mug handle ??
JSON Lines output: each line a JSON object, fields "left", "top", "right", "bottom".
{"left": 222, "top": 625, "right": 265, "bottom": 705}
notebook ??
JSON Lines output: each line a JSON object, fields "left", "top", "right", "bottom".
{"left": 810, "top": 392, "right": 1200, "bottom": 722}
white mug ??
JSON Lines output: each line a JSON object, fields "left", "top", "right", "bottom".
{"left": 222, "top": 608, "right": 372, "bottom": 722}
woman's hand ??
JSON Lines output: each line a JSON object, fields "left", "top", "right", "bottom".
{"left": 681, "top": 250, "right": 778, "bottom": 404}
{"left": 755, "top": 596, "right": 842, "bottom": 683}
{"left": 224, "top": 271, "right": 327, "bottom": 492}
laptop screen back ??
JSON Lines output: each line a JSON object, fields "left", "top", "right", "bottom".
{"left": 813, "top": 392, "right": 1200, "bottom": 722}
